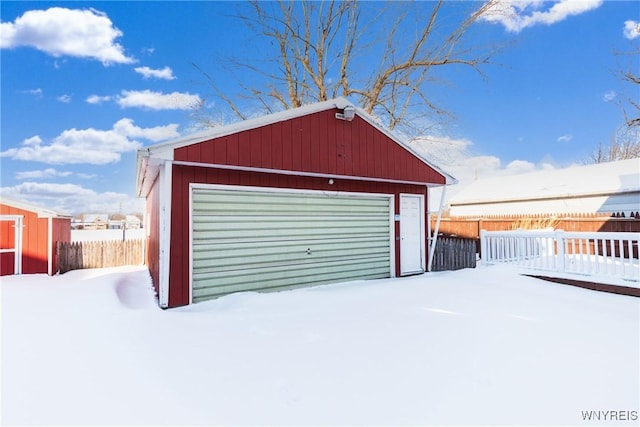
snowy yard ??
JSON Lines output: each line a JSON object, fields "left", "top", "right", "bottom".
{"left": 2, "top": 265, "right": 639, "bottom": 426}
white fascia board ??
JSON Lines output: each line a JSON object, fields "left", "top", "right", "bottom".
{"left": 450, "top": 189, "right": 640, "bottom": 207}
{"left": 158, "top": 160, "right": 172, "bottom": 308}
{"left": 136, "top": 151, "right": 166, "bottom": 198}
{"left": 47, "top": 217, "right": 53, "bottom": 276}
{"left": 135, "top": 150, "right": 148, "bottom": 198}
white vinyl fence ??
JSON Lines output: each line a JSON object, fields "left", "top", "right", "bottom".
{"left": 480, "top": 230, "right": 640, "bottom": 283}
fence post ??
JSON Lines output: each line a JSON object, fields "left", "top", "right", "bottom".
{"left": 480, "top": 229, "right": 487, "bottom": 262}
{"left": 556, "top": 229, "right": 565, "bottom": 273}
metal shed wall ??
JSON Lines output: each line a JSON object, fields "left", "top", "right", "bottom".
{"left": 0, "top": 203, "right": 70, "bottom": 275}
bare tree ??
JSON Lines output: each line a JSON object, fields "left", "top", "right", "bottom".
{"left": 588, "top": 125, "right": 640, "bottom": 163}
{"left": 621, "top": 64, "right": 639, "bottom": 129}
{"left": 586, "top": 45, "right": 640, "bottom": 164}
{"left": 194, "top": 0, "right": 503, "bottom": 135}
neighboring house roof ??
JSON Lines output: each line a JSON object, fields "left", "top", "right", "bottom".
{"left": 83, "top": 214, "right": 109, "bottom": 223}
{"left": 448, "top": 158, "right": 640, "bottom": 216}
{"left": 125, "top": 215, "right": 141, "bottom": 223}
{"left": 0, "top": 197, "right": 72, "bottom": 219}
{"left": 136, "top": 97, "right": 456, "bottom": 197}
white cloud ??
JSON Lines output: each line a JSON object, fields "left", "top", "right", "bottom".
{"left": 116, "top": 90, "right": 201, "bottom": 110}
{"left": 603, "top": 90, "right": 617, "bottom": 102}
{"left": 623, "top": 20, "right": 639, "bottom": 40}
{"left": 0, "top": 118, "right": 180, "bottom": 165}
{"left": 15, "top": 168, "right": 72, "bottom": 180}
{"left": 19, "top": 88, "right": 43, "bottom": 97}
{"left": 112, "top": 118, "right": 180, "bottom": 141}
{"left": 504, "top": 159, "right": 537, "bottom": 174}
{"left": 57, "top": 94, "right": 72, "bottom": 103}
{"left": 87, "top": 90, "right": 201, "bottom": 110}
{"left": 408, "top": 135, "right": 559, "bottom": 206}
{"left": 0, "top": 7, "right": 134, "bottom": 64}
{"left": 479, "top": 0, "right": 603, "bottom": 33}
{"left": 23, "top": 135, "right": 43, "bottom": 146}
{"left": 0, "top": 182, "right": 144, "bottom": 214}
{"left": 556, "top": 134, "right": 573, "bottom": 142}
{"left": 76, "top": 173, "right": 98, "bottom": 179}
{"left": 134, "top": 66, "right": 176, "bottom": 80}
{"left": 86, "top": 94, "right": 112, "bottom": 104}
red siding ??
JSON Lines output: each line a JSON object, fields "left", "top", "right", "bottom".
{"left": 51, "top": 217, "right": 71, "bottom": 274}
{"left": 0, "top": 203, "right": 70, "bottom": 275}
{"left": 174, "top": 110, "right": 446, "bottom": 185}
{"left": 167, "top": 164, "right": 429, "bottom": 307}
{"left": 146, "top": 175, "right": 161, "bottom": 298}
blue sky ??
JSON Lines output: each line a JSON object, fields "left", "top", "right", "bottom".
{"left": 1, "top": 1, "right": 638, "bottom": 214}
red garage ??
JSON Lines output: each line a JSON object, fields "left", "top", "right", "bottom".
{"left": 1, "top": 198, "right": 71, "bottom": 276}
{"left": 136, "top": 98, "right": 454, "bottom": 308}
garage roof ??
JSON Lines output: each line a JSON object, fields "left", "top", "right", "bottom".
{"left": 137, "top": 98, "right": 456, "bottom": 197}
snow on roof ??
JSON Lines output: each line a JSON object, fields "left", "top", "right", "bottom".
{"left": 136, "top": 98, "right": 455, "bottom": 197}
{"left": 83, "top": 214, "right": 109, "bottom": 223}
{"left": 0, "top": 197, "right": 72, "bottom": 218}
{"left": 450, "top": 158, "right": 640, "bottom": 206}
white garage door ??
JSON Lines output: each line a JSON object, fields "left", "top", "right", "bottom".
{"left": 191, "top": 186, "right": 393, "bottom": 303}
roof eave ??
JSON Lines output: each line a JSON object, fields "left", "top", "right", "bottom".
{"left": 351, "top": 107, "right": 457, "bottom": 185}
{"left": 138, "top": 97, "right": 456, "bottom": 189}
{"left": 0, "top": 197, "right": 72, "bottom": 218}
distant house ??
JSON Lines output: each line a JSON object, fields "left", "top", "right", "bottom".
{"left": 81, "top": 214, "right": 109, "bottom": 230}
{"left": 448, "top": 158, "right": 640, "bottom": 217}
{"left": 0, "top": 197, "right": 71, "bottom": 275}
{"left": 125, "top": 215, "right": 142, "bottom": 229}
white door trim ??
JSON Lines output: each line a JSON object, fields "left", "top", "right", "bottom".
{"left": 158, "top": 161, "right": 172, "bottom": 308}
{"left": 399, "top": 194, "right": 425, "bottom": 275}
{"left": 0, "top": 215, "right": 23, "bottom": 275}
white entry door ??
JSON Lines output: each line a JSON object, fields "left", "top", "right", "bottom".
{"left": 400, "top": 194, "right": 424, "bottom": 275}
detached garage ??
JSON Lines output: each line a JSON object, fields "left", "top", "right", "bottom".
{"left": 137, "top": 98, "right": 454, "bottom": 308}
{"left": 0, "top": 198, "right": 71, "bottom": 276}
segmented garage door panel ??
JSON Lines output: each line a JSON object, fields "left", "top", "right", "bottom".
{"left": 191, "top": 188, "right": 392, "bottom": 302}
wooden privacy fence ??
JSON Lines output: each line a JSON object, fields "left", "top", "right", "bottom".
{"left": 430, "top": 236, "right": 477, "bottom": 271}
{"left": 57, "top": 239, "right": 145, "bottom": 273}
{"left": 431, "top": 215, "right": 640, "bottom": 239}
{"left": 431, "top": 214, "right": 640, "bottom": 256}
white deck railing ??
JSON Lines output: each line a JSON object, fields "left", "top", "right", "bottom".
{"left": 480, "top": 230, "right": 640, "bottom": 283}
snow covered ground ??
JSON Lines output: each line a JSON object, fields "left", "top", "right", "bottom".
{"left": 2, "top": 265, "right": 639, "bottom": 426}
